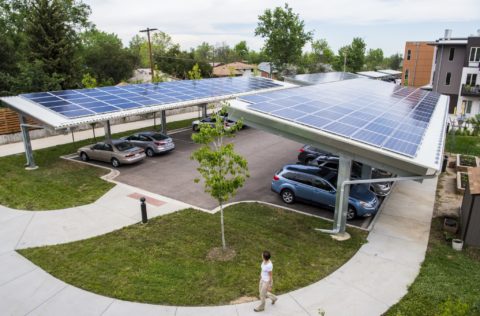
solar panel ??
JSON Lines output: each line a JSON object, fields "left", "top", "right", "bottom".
{"left": 20, "top": 77, "right": 281, "bottom": 119}
{"left": 239, "top": 78, "right": 441, "bottom": 158}
{"left": 286, "top": 72, "right": 361, "bottom": 85}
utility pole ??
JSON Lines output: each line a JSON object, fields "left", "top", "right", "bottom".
{"left": 343, "top": 50, "right": 348, "bottom": 73}
{"left": 140, "top": 27, "right": 158, "bottom": 83}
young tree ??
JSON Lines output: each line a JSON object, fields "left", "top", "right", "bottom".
{"left": 255, "top": 3, "right": 313, "bottom": 71}
{"left": 187, "top": 63, "right": 202, "bottom": 80}
{"left": 191, "top": 106, "right": 249, "bottom": 250}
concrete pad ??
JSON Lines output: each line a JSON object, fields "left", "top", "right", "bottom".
{"left": 0, "top": 251, "right": 37, "bottom": 286}
{"left": 28, "top": 285, "right": 114, "bottom": 316}
{"left": 103, "top": 300, "right": 176, "bottom": 316}
{"left": 0, "top": 206, "right": 31, "bottom": 224}
{"left": 0, "top": 214, "right": 33, "bottom": 253}
{"left": 0, "top": 267, "right": 66, "bottom": 315}
{"left": 290, "top": 277, "right": 388, "bottom": 316}
{"left": 176, "top": 304, "right": 238, "bottom": 316}
{"left": 235, "top": 294, "right": 309, "bottom": 316}
{"left": 330, "top": 251, "right": 419, "bottom": 306}
{"left": 362, "top": 232, "right": 428, "bottom": 268}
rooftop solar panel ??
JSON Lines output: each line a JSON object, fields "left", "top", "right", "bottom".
{"left": 285, "top": 72, "right": 361, "bottom": 85}
{"left": 239, "top": 78, "right": 441, "bottom": 158}
{"left": 20, "top": 77, "right": 282, "bottom": 119}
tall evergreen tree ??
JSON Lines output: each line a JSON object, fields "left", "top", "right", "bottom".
{"left": 24, "top": 0, "right": 89, "bottom": 90}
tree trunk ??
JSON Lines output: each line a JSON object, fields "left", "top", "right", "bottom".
{"left": 220, "top": 201, "right": 226, "bottom": 250}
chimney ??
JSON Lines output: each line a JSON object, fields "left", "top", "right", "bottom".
{"left": 444, "top": 29, "right": 452, "bottom": 39}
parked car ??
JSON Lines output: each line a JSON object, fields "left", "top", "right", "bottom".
{"left": 192, "top": 114, "right": 237, "bottom": 132}
{"left": 121, "top": 131, "right": 175, "bottom": 157}
{"left": 297, "top": 145, "right": 329, "bottom": 165}
{"left": 78, "top": 140, "right": 146, "bottom": 167}
{"left": 298, "top": 147, "right": 393, "bottom": 196}
{"left": 271, "top": 164, "right": 379, "bottom": 220}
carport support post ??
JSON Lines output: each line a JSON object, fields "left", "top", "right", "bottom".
{"left": 19, "top": 115, "right": 38, "bottom": 170}
{"left": 200, "top": 103, "right": 207, "bottom": 118}
{"left": 104, "top": 120, "right": 112, "bottom": 142}
{"left": 333, "top": 156, "right": 352, "bottom": 237}
{"left": 161, "top": 110, "right": 167, "bottom": 134}
{"left": 361, "top": 164, "right": 372, "bottom": 179}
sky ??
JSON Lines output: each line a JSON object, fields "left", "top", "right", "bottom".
{"left": 83, "top": 0, "right": 480, "bottom": 56}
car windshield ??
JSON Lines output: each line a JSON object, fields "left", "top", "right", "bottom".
{"left": 115, "top": 142, "right": 135, "bottom": 151}
{"left": 149, "top": 133, "right": 168, "bottom": 141}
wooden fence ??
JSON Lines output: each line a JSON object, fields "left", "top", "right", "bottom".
{"left": 0, "top": 108, "right": 38, "bottom": 135}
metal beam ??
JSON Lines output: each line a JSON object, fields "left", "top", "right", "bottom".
{"left": 161, "top": 110, "right": 167, "bottom": 134}
{"left": 104, "top": 120, "right": 112, "bottom": 142}
{"left": 19, "top": 115, "right": 38, "bottom": 170}
{"left": 335, "top": 156, "right": 352, "bottom": 234}
{"left": 201, "top": 104, "right": 207, "bottom": 118}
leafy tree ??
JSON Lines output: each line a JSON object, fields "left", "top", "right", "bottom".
{"left": 233, "top": 41, "right": 249, "bottom": 61}
{"left": 365, "top": 48, "right": 384, "bottom": 70}
{"left": 187, "top": 63, "right": 202, "bottom": 80}
{"left": 467, "top": 114, "right": 480, "bottom": 136}
{"left": 81, "top": 73, "right": 97, "bottom": 88}
{"left": 80, "top": 29, "right": 136, "bottom": 85}
{"left": 383, "top": 53, "right": 403, "bottom": 70}
{"left": 23, "top": 0, "right": 90, "bottom": 90}
{"left": 299, "top": 39, "right": 335, "bottom": 73}
{"left": 194, "top": 42, "right": 214, "bottom": 62}
{"left": 191, "top": 106, "right": 249, "bottom": 250}
{"left": 129, "top": 31, "right": 176, "bottom": 69}
{"left": 333, "top": 38, "right": 366, "bottom": 73}
{"left": 155, "top": 46, "right": 212, "bottom": 79}
{"left": 214, "top": 42, "right": 234, "bottom": 64}
{"left": 255, "top": 3, "right": 313, "bottom": 71}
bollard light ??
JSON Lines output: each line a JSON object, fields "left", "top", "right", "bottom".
{"left": 140, "top": 197, "right": 148, "bottom": 223}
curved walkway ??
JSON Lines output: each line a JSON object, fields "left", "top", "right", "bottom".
{"left": 0, "top": 178, "right": 437, "bottom": 316}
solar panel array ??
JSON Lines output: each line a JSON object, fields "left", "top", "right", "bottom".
{"left": 288, "top": 72, "right": 360, "bottom": 85}
{"left": 20, "top": 77, "right": 281, "bottom": 119}
{"left": 239, "top": 78, "right": 441, "bottom": 158}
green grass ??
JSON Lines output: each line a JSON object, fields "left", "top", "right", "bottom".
{"left": 0, "top": 118, "right": 196, "bottom": 210}
{"left": 386, "top": 218, "right": 480, "bottom": 316}
{"left": 19, "top": 203, "right": 367, "bottom": 306}
{"left": 445, "top": 135, "right": 480, "bottom": 156}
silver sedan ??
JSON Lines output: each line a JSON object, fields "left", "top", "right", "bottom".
{"left": 78, "top": 140, "right": 146, "bottom": 167}
{"left": 122, "top": 132, "right": 175, "bottom": 157}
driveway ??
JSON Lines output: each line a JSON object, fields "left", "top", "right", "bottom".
{"left": 110, "top": 128, "right": 369, "bottom": 227}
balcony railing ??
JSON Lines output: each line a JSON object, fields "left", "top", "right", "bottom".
{"left": 461, "top": 84, "right": 480, "bottom": 97}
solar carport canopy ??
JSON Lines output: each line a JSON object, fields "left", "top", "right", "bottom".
{"left": 0, "top": 77, "right": 289, "bottom": 129}
{"left": 228, "top": 78, "right": 449, "bottom": 176}
{"left": 285, "top": 72, "right": 361, "bottom": 86}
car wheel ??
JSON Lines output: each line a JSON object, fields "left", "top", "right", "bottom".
{"left": 80, "top": 152, "right": 89, "bottom": 161}
{"left": 192, "top": 124, "right": 199, "bottom": 132}
{"left": 146, "top": 148, "right": 155, "bottom": 157}
{"left": 111, "top": 158, "right": 120, "bottom": 168}
{"left": 347, "top": 205, "right": 357, "bottom": 221}
{"left": 281, "top": 189, "right": 295, "bottom": 204}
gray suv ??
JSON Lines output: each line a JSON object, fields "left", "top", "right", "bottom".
{"left": 122, "top": 132, "right": 175, "bottom": 157}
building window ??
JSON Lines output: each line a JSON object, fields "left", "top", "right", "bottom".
{"left": 466, "top": 74, "right": 478, "bottom": 86}
{"left": 404, "top": 69, "right": 409, "bottom": 86}
{"left": 470, "top": 47, "right": 480, "bottom": 62}
{"left": 445, "top": 72, "right": 451, "bottom": 85}
{"left": 407, "top": 49, "right": 411, "bottom": 60}
{"left": 404, "top": 69, "right": 409, "bottom": 80}
{"left": 449, "top": 47, "right": 455, "bottom": 61}
{"left": 463, "top": 100, "right": 473, "bottom": 114}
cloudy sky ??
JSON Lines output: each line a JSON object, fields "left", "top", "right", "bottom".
{"left": 83, "top": 0, "right": 480, "bottom": 56}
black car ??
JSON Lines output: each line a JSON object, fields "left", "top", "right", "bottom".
{"left": 297, "top": 145, "right": 329, "bottom": 164}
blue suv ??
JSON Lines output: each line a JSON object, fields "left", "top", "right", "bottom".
{"left": 271, "top": 164, "right": 379, "bottom": 220}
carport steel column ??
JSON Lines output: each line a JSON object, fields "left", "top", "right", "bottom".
{"left": 161, "top": 110, "right": 167, "bottom": 134}
{"left": 333, "top": 156, "right": 352, "bottom": 235}
{"left": 104, "top": 120, "right": 112, "bottom": 142}
{"left": 200, "top": 103, "right": 207, "bottom": 118}
{"left": 19, "top": 115, "right": 38, "bottom": 170}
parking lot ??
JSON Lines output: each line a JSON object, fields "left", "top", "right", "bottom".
{"left": 76, "top": 127, "right": 372, "bottom": 227}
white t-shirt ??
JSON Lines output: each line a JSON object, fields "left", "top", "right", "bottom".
{"left": 261, "top": 261, "right": 273, "bottom": 282}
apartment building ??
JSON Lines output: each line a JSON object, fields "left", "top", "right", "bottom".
{"left": 402, "top": 42, "right": 435, "bottom": 88}
{"left": 431, "top": 29, "right": 480, "bottom": 116}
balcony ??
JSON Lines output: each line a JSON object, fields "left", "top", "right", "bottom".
{"left": 461, "top": 84, "right": 480, "bottom": 97}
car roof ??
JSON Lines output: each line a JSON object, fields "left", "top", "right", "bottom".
{"left": 283, "top": 164, "right": 337, "bottom": 181}
{"left": 111, "top": 139, "right": 127, "bottom": 144}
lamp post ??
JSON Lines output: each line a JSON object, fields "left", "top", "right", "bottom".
{"left": 140, "top": 27, "right": 158, "bottom": 83}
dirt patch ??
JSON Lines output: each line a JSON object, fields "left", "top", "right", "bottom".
{"left": 206, "top": 247, "right": 236, "bottom": 261}
{"left": 230, "top": 296, "right": 258, "bottom": 304}
{"left": 434, "top": 155, "right": 463, "bottom": 218}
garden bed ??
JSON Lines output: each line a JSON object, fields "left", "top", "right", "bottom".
{"left": 456, "top": 154, "right": 479, "bottom": 172}
{"left": 457, "top": 172, "right": 469, "bottom": 194}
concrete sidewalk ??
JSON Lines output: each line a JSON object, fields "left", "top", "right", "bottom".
{"left": 0, "top": 178, "right": 437, "bottom": 316}
{"left": 0, "top": 110, "right": 205, "bottom": 158}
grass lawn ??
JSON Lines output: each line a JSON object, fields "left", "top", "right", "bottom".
{"left": 0, "top": 118, "right": 196, "bottom": 210}
{"left": 386, "top": 218, "right": 480, "bottom": 315}
{"left": 19, "top": 203, "right": 367, "bottom": 306}
{"left": 445, "top": 134, "right": 480, "bottom": 156}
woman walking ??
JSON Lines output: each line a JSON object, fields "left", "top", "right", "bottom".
{"left": 254, "top": 250, "right": 278, "bottom": 312}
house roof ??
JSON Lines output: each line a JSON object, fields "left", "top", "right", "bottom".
{"left": 212, "top": 62, "right": 256, "bottom": 77}
{"left": 258, "top": 62, "right": 278, "bottom": 74}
